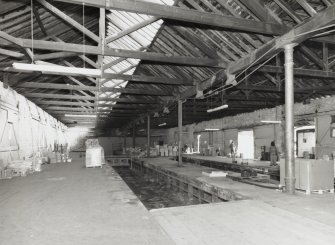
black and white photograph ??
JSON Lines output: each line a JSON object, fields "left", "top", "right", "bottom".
{"left": 0, "top": 0, "right": 335, "bottom": 244}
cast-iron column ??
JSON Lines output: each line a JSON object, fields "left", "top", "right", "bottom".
{"left": 284, "top": 43, "right": 296, "bottom": 194}
{"left": 132, "top": 122, "right": 136, "bottom": 148}
{"left": 147, "top": 113, "right": 150, "bottom": 157}
{"left": 178, "top": 99, "right": 182, "bottom": 167}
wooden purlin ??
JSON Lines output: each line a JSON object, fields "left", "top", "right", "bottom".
{"left": 0, "top": 32, "right": 221, "bottom": 67}
{"left": 16, "top": 82, "right": 173, "bottom": 96}
{"left": 23, "top": 93, "right": 161, "bottom": 103}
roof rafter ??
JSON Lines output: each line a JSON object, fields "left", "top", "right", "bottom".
{"left": 36, "top": 0, "right": 99, "bottom": 42}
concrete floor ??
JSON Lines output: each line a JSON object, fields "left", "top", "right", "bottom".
{"left": 2, "top": 155, "right": 335, "bottom": 245}
{"left": 0, "top": 156, "right": 174, "bottom": 245}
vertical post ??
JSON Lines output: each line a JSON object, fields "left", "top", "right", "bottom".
{"left": 276, "top": 55, "right": 281, "bottom": 90}
{"left": 147, "top": 113, "right": 150, "bottom": 157}
{"left": 178, "top": 99, "right": 182, "bottom": 167}
{"left": 188, "top": 184, "right": 193, "bottom": 199}
{"left": 132, "top": 122, "right": 136, "bottom": 148}
{"left": 96, "top": 8, "right": 105, "bottom": 121}
{"left": 284, "top": 43, "right": 296, "bottom": 194}
{"left": 323, "top": 42, "right": 329, "bottom": 71}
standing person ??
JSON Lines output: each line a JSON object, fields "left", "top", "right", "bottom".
{"left": 230, "top": 140, "right": 236, "bottom": 157}
{"left": 269, "top": 141, "right": 279, "bottom": 166}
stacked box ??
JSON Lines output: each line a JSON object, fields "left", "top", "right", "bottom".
{"left": 32, "top": 157, "right": 42, "bottom": 172}
{"left": 86, "top": 147, "right": 103, "bottom": 168}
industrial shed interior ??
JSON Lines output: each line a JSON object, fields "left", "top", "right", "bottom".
{"left": 1, "top": 0, "right": 335, "bottom": 244}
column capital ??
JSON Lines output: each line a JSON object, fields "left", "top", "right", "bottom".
{"left": 284, "top": 43, "right": 298, "bottom": 51}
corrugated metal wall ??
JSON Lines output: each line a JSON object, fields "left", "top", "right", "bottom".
{"left": 0, "top": 82, "right": 67, "bottom": 168}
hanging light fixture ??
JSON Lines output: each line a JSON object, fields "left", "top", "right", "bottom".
{"left": 261, "top": 120, "right": 282, "bottom": 124}
{"left": 207, "top": 104, "right": 228, "bottom": 113}
{"left": 12, "top": 63, "right": 102, "bottom": 77}
{"left": 65, "top": 114, "right": 97, "bottom": 118}
{"left": 153, "top": 112, "right": 159, "bottom": 118}
{"left": 163, "top": 107, "right": 170, "bottom": 114}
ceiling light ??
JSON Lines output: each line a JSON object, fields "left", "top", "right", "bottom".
{"left": 65, "top": 114, "right": 97, "bottom": 118}
{"left": 12, "top": 63, "right": 101, "bottom": 77}
{"left": 205, "top": 128, "right": 220, "bottom": 131}
{"left": 261, "top": 120, "right": 282, "bottom": 124}
{"left": 207, "top": 104, "right": 228, "bottom": 113}
{"left": 158, "top": 123, "right": 167, "bottom": 127}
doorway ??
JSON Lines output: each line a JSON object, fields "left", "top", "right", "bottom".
{"left": 295, "top": 126, "right": 315, "bottom": 158}
{"left": 237, "top": 130, "right": 254, "bottom": 159}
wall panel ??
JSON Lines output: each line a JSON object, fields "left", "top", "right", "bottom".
{"left": 0, "top": 82, "right": 67, "bottom": 168}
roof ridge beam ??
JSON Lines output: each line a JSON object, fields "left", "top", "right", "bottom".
{"left": 55, "top": 0, "right": 288, "bottom": 36}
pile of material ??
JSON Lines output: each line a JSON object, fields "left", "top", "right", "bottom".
{"left": 7, "top": 160, "right": 33, "bottom": 177}
{"left": 123, "top": 147, "right": 143, "bottom": 156}
{"left": 0, "top": 168, "right": 14, "bottom": 179}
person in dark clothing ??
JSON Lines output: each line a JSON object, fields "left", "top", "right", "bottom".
{"left": 230, "top": 140, "right": 236, "bottom": 157}
{"left": 269, "top": 141, "right": 279, "bottom": 166}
